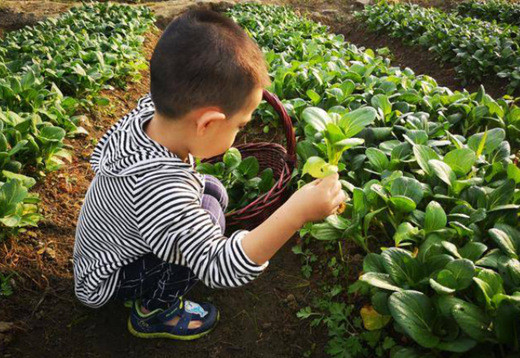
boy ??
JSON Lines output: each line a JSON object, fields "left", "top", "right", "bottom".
{"left": 73, "top": 9, "right": 344, "bottom": 340}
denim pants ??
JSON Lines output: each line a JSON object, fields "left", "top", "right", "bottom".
{"left": 113, "top": 175, "right": 228, "bottom": 310}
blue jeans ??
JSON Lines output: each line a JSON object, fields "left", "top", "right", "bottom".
{"left": 113, "top": 175, "right": 228, "bottom": 310}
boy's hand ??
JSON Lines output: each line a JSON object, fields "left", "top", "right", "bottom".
{"left": 241, "top": 172, "right": 345, "bottom": 265}
{"left": 285, "top": 173, "right": 346, "bottom": 227}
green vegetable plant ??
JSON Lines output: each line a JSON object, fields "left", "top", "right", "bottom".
{"left": 0, "top": 178, "right": 41, "bottom": 241}
{"left": 0, "top": 3, "right": 154, "bottom": 237}
{"left": 228, "top": 3, "right": 520, "bottom": 356}
{"left": 301, "top": 106, "right": 376, "bottom": 179}
{"left": 0, "top": 272, "right": 14, "bottom": 297}
{"left": 196, "top": 148, "right": 275, "bottom": 212}
{"left": 457, "top": 0, "right": 520, "bottom": 26}
{"left": 357, "top": 1, "right": 520, "bottom": 92}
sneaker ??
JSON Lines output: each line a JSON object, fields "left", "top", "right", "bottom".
{"left": 127, "top": 297, "right": 219, "bottom": 340}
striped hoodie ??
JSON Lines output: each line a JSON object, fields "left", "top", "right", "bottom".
{"left": 73, "top": 93, "right": 269, "bottom": 308}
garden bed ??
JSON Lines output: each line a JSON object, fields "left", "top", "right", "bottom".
{"left": 2, "top": 1, "right": 520, "bottom": 357}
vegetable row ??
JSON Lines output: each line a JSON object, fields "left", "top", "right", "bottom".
{"left": 229, "top": 3, "right": 520, "bottom": 356}
{"left": 457, "top": 0, "right": 520, "bottom": 26}
{"left": 357, "top": 1, "right": 520, "bottom": 92}
{"left": 0, "top": 3, "right": 154, "bottom": 237}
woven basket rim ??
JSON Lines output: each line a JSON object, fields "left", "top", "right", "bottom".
{"left": 204, "top": 90, "right": 296, "bottom": 228}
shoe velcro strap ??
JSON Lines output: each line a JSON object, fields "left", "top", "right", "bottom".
{"left": 175, "top": 311, "right": 195, "bottom": 334}
{"left": 155, "top": 302, "right": 183, "bottom": 322}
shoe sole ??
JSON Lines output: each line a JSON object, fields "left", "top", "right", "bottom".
{"left": 127, "top": 311, "right": 220, "bottom": 341}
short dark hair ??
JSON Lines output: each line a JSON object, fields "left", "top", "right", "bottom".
{"left": 150, "top": 9, "right": 271, "bottom": 119}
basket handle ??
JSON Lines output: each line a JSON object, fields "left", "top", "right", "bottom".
{"left": 262, "top": 89, "right": 297, "bottom": 167}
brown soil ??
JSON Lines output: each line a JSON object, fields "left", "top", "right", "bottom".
{"left": 0, "top": 0, "right": 72, "bottom": 32}
{"left": 0, "top": 7, "right": 41, "bottom": 35}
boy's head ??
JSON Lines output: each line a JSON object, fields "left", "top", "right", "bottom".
{"left": 150, "top": 9, "right": 271, "bottom": 159}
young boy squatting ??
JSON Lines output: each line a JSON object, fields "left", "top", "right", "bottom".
{"left": 73, "top": 9, "right": 345, "bottom": 340}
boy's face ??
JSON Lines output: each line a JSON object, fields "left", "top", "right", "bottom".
{"left": 191, "top": 87, "right": 263, "bottom": 159}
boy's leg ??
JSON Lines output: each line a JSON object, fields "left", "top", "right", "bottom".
{"left": 116, "top": 254, "right": 216, "bottom": 333}
{"left": 114, "top": 253, "right": 199, "bottom": 311}
{"left": 203, "top": 174, "right": 228, "bottom": 211}
{"left": 202, "top": 174, "right": 228, "bottom": 233}
{"left": 201, "top": 194, "right": 226, "bottom": 233}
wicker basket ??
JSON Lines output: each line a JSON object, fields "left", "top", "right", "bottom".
{"left": 205, "top": 89, "right": 296, "bottom": 232}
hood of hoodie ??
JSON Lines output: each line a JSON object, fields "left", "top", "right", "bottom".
{"left": 89, "top": 93, "right": 198, "bottom": 178}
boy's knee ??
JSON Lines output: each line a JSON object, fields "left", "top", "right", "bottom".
{"left": 201, "top": 194, "right": 226, "bottom": 233}
{"left": 203, "top": 174, "right": 229, "bottom": 211}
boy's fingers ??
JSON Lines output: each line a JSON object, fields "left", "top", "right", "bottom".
{"left": 323, "top": 172, "right": 339, "bottom": 182}
{"left": 332, "top": 180, "right": 342, "bottom": 193}
{"left": 319, "top": 173, "right": 339, "bottom": 189}
{"left": 309, "top": 178, "right": 323, "bottom": 186}
{"left": 332, "top": 191, "right": 346, "bottom": 208}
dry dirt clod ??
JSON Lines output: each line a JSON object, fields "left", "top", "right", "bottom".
{"left": 0, "top": 322, "right": 14, "bottom": 333}
{"left": 352, "top": 254, "right": 363, "bottom": 263}
{"left": 261, "top": 322, "right": 272, "bottom": 330}
{"left": 209, "top": 1, "right": 235, "bottom": 12}
{"left": 285, "top": 294, "right": 299, "bottom": 310}
{"left": 321, "top": 9, "right": 338, "bottom": 16}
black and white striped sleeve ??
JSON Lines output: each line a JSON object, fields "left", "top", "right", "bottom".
{"left": 134, "top": 173, "right": 269, "bottom": 289}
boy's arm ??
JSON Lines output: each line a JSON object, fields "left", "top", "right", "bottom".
{"left": 135, "top": 172, "right": 343, "bottom": 289}
{"left": 241, "top": 173, "right": 345, "bottom": 265}
{"left": 135, "top": 172, "right": 268, "bottom": 289}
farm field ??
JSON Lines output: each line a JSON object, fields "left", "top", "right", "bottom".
{"left": 0, "top": 1, "right": 519, "bottom": 357}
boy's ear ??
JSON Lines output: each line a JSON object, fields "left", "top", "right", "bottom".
{"left": 195, "top": 108, "right": 226, "bottom": 136}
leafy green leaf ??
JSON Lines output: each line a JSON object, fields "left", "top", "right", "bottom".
{"left": 0, "top": 179, "right": 28, "bottom": 217}
{"left": 302, "top": 156, "right": 338, "bottom": 179}
{"left": 389, "top": 196, "right": 417, "bottom": 213}
{"left": 443, "top": 148, "right": 476, "bottom": 176}
{"left": 467, "top": 128, "right": 506, "bottom": 155}
{"left": 488, "top": 179, "right": 515, "bottom": 209}
{"left": 366, "top": 148, "right": 389, "bottom": 173}
{"left": 360, "top": 272, "right": 402, "bottom": 291}
{"left": 394, "top": 222, "right": 419, "bottom": 246}
{"left": 388, "top": 290, "right": 440, "bottom": 348}
{"left": 389, "top": 177, "right": 424, "bottom": 204}
{"left": 2, "top": 171, "right": 36, "bottom": 189}
{"left": 473, "top": 268, "right": 505, "bottom": 309}
{"left": 306, "top": 89, "right": 321, "bottom": 104}
{"left": 452, "top": 301, "right": 491, "bottom": 341}
{"left": 223, "top": 148, "right": 242, "bottom": 170}
{"left": 424, "top": 201, "right": 447, "bottom": 233}
{"left": 310, "top": 222, "right": 342, "bottom": 241}
{"left": 382, "top": 248, "right": 421, "bottom": 287}
{"left": 258, "top": 168, "right": 274, "bottom": 193}
{"left": 507, "top": 163, "right": 520, "bottom": 184}
{"left": 371, "top": 94, "right": 392, "bottom": 119}
{"left": 339, "top": 107, "right": 377, "bottom": 138}
{"left": 301, "top": 107, "right": 331, "bottom": 132}
{"left": 489, "top": 228, "right": 517, "bottom": 258}
{"left": 428, "top": 159, "right": 456, "bottom": 186}
{"left": 413, "top": 145, "right": 440, "bottom": 176}
{"left": 238, "top": 156, "right": 260, "bottom": 179}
